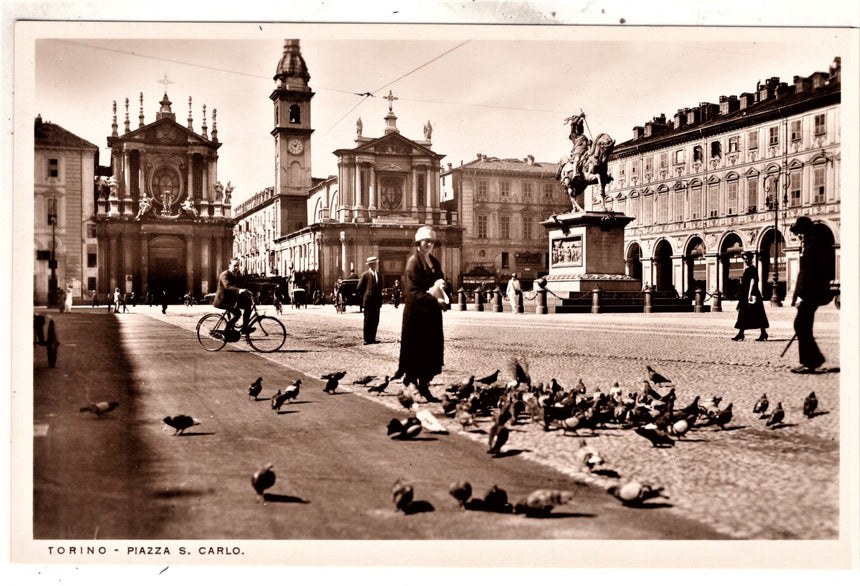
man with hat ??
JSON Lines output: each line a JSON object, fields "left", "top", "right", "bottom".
{"left": 356, "top": 255, "right": 383, "bottom": 344}
{"left": 789, "top": 216, "right": 833, "bottom": 374}
{"left": 506, "top": 272, "right": 522, "bottom": 313}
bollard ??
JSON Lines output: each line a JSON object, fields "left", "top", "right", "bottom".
{"left": 516, "top": 290, "right": 524, "bottom": 314}
{"left": 591, "top": 287, "right": 602, "bottom": 314}
{"left": 473, "top": 289, "right": 484, "bottom": 312}
{"left": 46, "top": 318, "right": 59, "bottom": 368}
{"left": 457, "top": 288, "right": 467, "bottom": 311}
{"left": 694, "top": 288, "right": 705, "bottom": 313}
{"left": 643, "top": 285, "right": 653, "bottom": 314}
{"left": 492, "top": 287, "right": 503, "bottom": 312}
{"left": 711, "top": 289, "right": 722, "bottom": 312}
{"left": 535, "top": 286, "right": 547, "bottom": 315}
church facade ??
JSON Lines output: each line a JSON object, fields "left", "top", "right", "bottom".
{"left": 232, "top": 40, "right": 462, "bottom": 298}
{"left": 93, "top": 91, "right": 235, "bottom": 302}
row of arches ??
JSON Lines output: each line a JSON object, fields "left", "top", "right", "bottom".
{"left": 624, "top": 222, "right": 837, "bottom": 301}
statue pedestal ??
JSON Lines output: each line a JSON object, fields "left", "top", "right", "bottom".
{"left": 539, "top": 210, "right": 639, "bottom": 294}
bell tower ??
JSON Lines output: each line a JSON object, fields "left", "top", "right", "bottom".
{"left": 271, "top": 39, "right": 314, "bottom": 234}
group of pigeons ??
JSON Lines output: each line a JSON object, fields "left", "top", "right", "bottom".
{"left": 78, "top": 354, "right": 825, "bottom": 517}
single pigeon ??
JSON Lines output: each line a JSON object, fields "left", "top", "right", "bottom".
{"left": 803, "top": 392, "right": 818, "bottom": 418}
{"left": 608, "top": 481, "right": 668, "bottom": 507}
{"left": 392, "top": 478, "right": 414, "bottom": 513}
{"left": 323, "top": 377, "right": 339, "bottom": 394}
{"left": 766, "top": 402, "right": 785, "bottom": 427}
{"left": 248, "top": 377, "right": 263, "bottom": 400}
{"left": 80, "top": 401, "right": 119, "bottom": 416}
{"left": 514, "top": 489, "right": 576, "bottom": 517}
{"left": 162, "top": 415, "right": 201, "bottom": 435}
{"left": 634, "top": 425, "right": 675, "bottom": 447}
{"left": 487, "top": 421, "right": 510, "bottom": 455}
{"left": 367, "top": 376, "right": 390, "bottom": 395}
{"left": 646, "top": 365, "right": 671, "bottom": 386}
{"left": 753, "top": 393, "right": 769, "bottom": 415}
{"left": 321, "top": 371, "right": 346, "bottom": 381}
{"left": 476, "top": 369, "right": 500, "bottom": 385}
{"left": 448, "top": 480, "right": 472, "bottom": 509}
{"left": 351, "top": 375, "right": 374, "bottom": 385}
{"left": 387, "top": 417, "right": 422, "bottom": 440}
{"left": 413, "top": 408, "right": 448, "bottom": 434}
{"left": 252, "top": 463, "right": 276, "bottom": 501}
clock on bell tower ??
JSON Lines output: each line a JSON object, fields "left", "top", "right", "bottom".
{"left": 270, "top": 39, "right": 314, "bottom": 234}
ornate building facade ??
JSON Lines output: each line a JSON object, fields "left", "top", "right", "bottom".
{"left": 233, "top": 39, "right": 462, "bottom": 297}
{"left": 604, "top": 58, "right": 841, "bottom": 301}
{"left": 440, "top": 155, "right": 570, "bottom": 290}
{"left": 94, "top": 91, "right": 235, "bottom": 301}
{"left": 34, "top": 116, "right": 99, "bottom": 305}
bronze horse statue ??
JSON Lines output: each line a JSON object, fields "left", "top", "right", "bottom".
{"left": 556, "top": 132, "right": 615, "bottom": 212}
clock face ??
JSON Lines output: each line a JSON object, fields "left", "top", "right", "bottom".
{"left": 288, "top": 138, "right": 304, "bottom": 155}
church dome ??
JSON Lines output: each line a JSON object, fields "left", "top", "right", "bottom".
{"left": 274, "top": 39, "right": 310, "bottom": 87}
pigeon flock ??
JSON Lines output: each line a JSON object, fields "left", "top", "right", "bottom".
{"left": 77, "top": 353, "right": 825, "bottom": 520}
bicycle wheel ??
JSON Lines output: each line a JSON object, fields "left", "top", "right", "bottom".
{"left": 246, "top": 315, "right": 286, "bottom": 353}
{"left": 196, "top": 314, "right": 228, "bottom": 352}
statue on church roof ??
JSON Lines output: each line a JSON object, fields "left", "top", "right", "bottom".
{"left": 135, "top": 193, "right": 154, "bottom": 221}
{"left": 424, "top": 120, "right": 433, "bottom": 140}
{"left": 225, "top": 181, "right": 234, "bottom": 202}
{"left": 213, "top": 181, "right": 224, "bottom": 201}
{"left": 180, "top": 198, "right": 198, "bottom": 218}
{"left": 356, "top": 117, "right": 363, "bottom": 137}
{"left": 107, "top": 176, "right": 119, "bottom": 200}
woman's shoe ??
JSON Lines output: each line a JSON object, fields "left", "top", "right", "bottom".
{"left": 731, "top": 333, "right": 744, "bottom": 341}
{"left": 756, "top": 332, "right": 768, "bottom": 342}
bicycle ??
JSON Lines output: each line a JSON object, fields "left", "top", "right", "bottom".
{"left": 196, "top": 300, "right": 286, "bottom": 353}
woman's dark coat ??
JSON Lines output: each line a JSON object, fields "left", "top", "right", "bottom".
{"left": 397, "top": 251, "right": 445, "bottom": 384}
{"left": 734, "top": 264, "right": 769, "bottom": 330}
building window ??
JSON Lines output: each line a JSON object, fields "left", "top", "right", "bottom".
{"left": 728, "top": 136, "right": 739, "bottom": 153}
{"left": 87, "top": 277, "right": 97, "bottom": 291}
{"left": 417, "top": 174, "right": 425, "bottom": 207}
{"left": 659, "top": 153, "right": 668, "bottom": 169}
{"left": 644, "top": 157, "right": 653, "bottom": 173}
{"left": 543, "top": 183, "right": 554, "bottom": 200}
{"left": 47, "top": 197, "right": 57, "bottom": 225}
{"left": 790, "top": 169, "right": 802, "bottom": 207}
{"left": 87, "top": 224, "right": 97, "bottom": 239}
{"left": 748, "top": 131, "right": 758, "bottom": 151}
{"left": 289, "top": 104, "right": 301, "bottom": 124}
{"left": 768, "top": 126, "right": 779, "bottom": 146}
{"left": 642, "top": 195, "right": 653, "bottom": 225}
{"left": 501, "top": 252, "right": 509, "bottom": 269}
{"left": 87, "top": 253, "right": 97, "bottom": 268}
{"left": 500, "top": 215, "right": 511, "bottom": 239}
{"left": 673, "top": 188, "right": 684, "bottom": 221}
{"left": 710, "top": 141, "right": 722, "bottom": 158}
{"left": 693, "top": 146, "right": 703, "bottom": 163}
{"left": 814, "top": 113, "right": 826, "bottom": 136}
{"left": 522, "top": 183, "right": 533, "bottom": 202}
{"left": 746, "top": 175, "right": 758, "bottom": 213}
{"left": 48, "top": 158, "right": 59, "bottom": 178}
{"left": 629, "top": 196, "right": 640, "bottom": 223}
{"left": 477, "top": 214, "right": 488, "bottom": 239}
{"left": 674, "top": 149, "right": 685, "bottom": 164}
{"left": 790, "top": 119, "right": 802, "bottom": 142}
{"left": 522, "top": 216, "right": 533, "bottom": 240}
{"left": 657, "top": 191, "right": 668, "bottom": 224}
{"left": 813, "top": 165, "right": 826, "bottom": 203}
{"left": 707, "top": 182, "right": 719, "bottom": 217}
{"left": 691, "top": 185, "right": 702, "bottom": 219}
{"left": 726, "top": 180, "right": 738, "bottom": 215}
{"left": 477, "top": 180, "right": 488, "bottom": 200}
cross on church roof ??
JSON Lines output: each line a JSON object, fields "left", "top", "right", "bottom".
{"left": 384, "top": 90, "right": 398, "bottom": 112}
{"left": 157, "top": 73, "right": 174, "bottom": 94}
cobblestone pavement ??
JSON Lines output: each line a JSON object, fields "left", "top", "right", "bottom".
{"left": 140, "top": 300, "right": 843, "bottom": 539}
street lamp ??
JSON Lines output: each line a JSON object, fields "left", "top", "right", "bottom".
{"left": 765, "top": 174, "right": 787, "bottom": 307}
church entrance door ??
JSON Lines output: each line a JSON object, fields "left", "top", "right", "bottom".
{"left": 148, "top": 235, "right": 187, "bottom": 303}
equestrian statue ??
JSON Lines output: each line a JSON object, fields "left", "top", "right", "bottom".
{"left": 555, "top": 112, "right": 615, "bottom": 212}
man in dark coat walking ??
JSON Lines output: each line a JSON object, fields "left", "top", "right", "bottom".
{"left": 789, "top": 216, "right": 834, "bottom": 374}
{"left": 356, "top": 256, "right": 383, "bottom": 344}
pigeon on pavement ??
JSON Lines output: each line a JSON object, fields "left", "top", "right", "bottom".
{"left": 351, "top": 375, "right": 374, "bottom": 385}
{"left": 514, "top": 489, "right": 576, "bottom": 517}
{"left": 248, "top": 377, "right": 263, "bottom": 400}
{"left": 162, "top": 415, "right": 201, "bottom": 435}
{"left": 80, "top": 401, "right": 119, "bottom": 416}
{"left": 646, "top": 365, "right": 671, "bottom": 386}
{"left": 392, "top": 478, "right": 414, "bottom": 513}
{"left": 321, "top": 371, "right": 346, "bottom": 381}
{"left": 803, "top": 392, "right": 818, "bottom": 418}
{"left": 448, "top": 480, "right": 472, "bottom": 509}
{"left": 476, "top": 369, "right": 500, "bottom": 385}
{"left": 634, "top": 425, "right": 675, "bottom": 447}
{"left": 252, "top": 463, "right": 276, "bottom": 502}
{"left": 753, "top": 393, "right": 769, "bottom": 416}
{"left": 487, "top": 421, "right": 510, "bottom": 455}
{"left": 608, "top": 481, "right": 668, "bottom": 507}
{"left": 323, "top": 377, "right": 339, "bottom": 394}
{"left": 766, "top": 402, "right": 785, "bottom": 427}
{"left": 367, "top": 376, "right": 390, "bottom": 395}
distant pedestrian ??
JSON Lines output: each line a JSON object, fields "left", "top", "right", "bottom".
{"left": 732, "top": 252, "right": 769, "bottom": 341}
{"left": 147, "top": 291, "right": 153, "bottom": 307}
{"left": 115, "top": 288, "right": 128, "bottom": 313}
{"left": 91, "top": 291, "right": 98, "bottom": 308}
{"left": 356, "top": 256, "right": 383, "bottom": 345}
{"left": 106, "top": 291, "right": 114, "bottom": 313}
{"left": 129, "top": 291, "right": 136, "bottom": 307}
{"left": 392, "top": 279, "right": 401, "bottom": 309}
{"left": 161, "top": 289, "right": 168, "bottom": 314}
{"left": 789, "top": 216, "right": 834, "bottom": 374}
{"left": 506, "top": 273, "right": 522, "bottom": 313}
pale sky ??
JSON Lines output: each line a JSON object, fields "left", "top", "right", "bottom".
{"left": 25, "top": 23, "right": 853, "bottom": 208}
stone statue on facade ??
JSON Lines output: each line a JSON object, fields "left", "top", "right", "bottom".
{"left": 159, "top": 189, "right": 179, "bottom": 216}
{"left": 135, "top": 193, "right": 154, "bottom": 221}
{"left": 107, "top": 176, "right": 119, "bottom": 200}
{"left": 424, "top": 120, "right": 433, "bottom": 140}
{"left": 213, "top": 181, "right": 224, "bottom": 202}
{"left": 225, "top": 181, "right": 234, "bottom": 203}
{"left": 356, "top": 117, "right": 363, "bottom": 137}
{"left": 556, "top": 112, "right": 615, "bottom": 212}
{"left": 180, "top": 198, "right": 198, "bottom": 218}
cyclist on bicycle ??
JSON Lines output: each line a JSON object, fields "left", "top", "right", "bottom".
{"left": 213, "top": 258, "right": 255, "bottom": 335}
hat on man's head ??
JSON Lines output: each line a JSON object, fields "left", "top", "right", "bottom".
{"left": 742, "top": 251, "right": 755, "bottom": 261}
{"left": 414, "top": 225, "right": 438, "bottom": 244}
{"left": 511, "top": 273, "right": 517, "bottom": 277}
{"left": 366, "top": 256, "right": 378, "bottom": 264}
{"left": 790, "top": 216, "right": 813, "bottom": 235}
